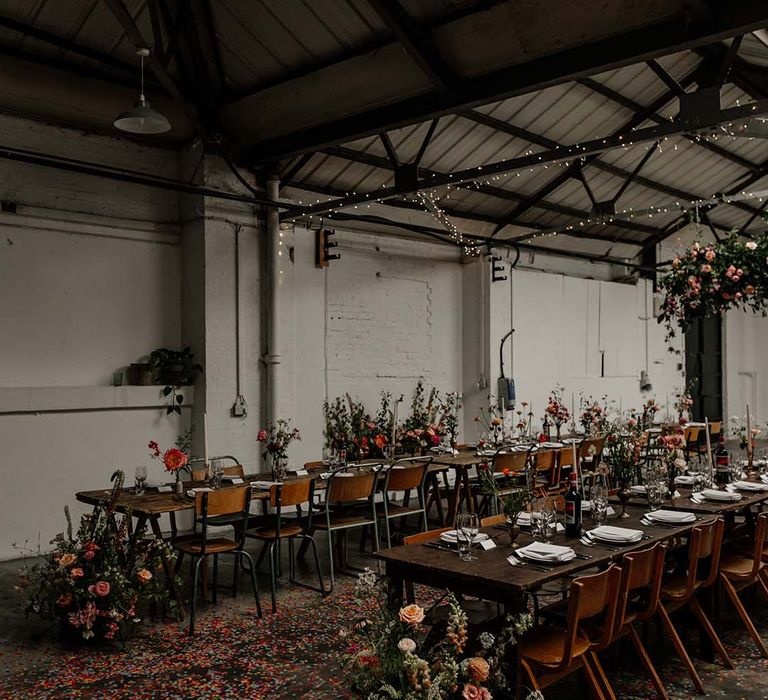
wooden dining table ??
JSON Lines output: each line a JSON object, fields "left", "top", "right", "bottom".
{"left": 375, "top": 506, "right": 710, "bottom": 612}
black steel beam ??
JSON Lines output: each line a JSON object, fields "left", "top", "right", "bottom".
{"left": 379, "top": 133, "right": 400, "bottom": 168}
{"left": 646, "top": 59, "right": 685, "bottom": 95}
{"left": 739, "top": 198, "right": 768, "bottom": 234}
{"left": 414, "top": 118, "right": 439, "bottom": 165}
{"left": 281, "top": 153, "right": 315, "bottom": 185}
{"left": 611, "top": 142, "right": 658, "bottom": 203}
{"left": 715, "top": 34, "right": 744, "bottom": 86}
{"left": 366, "top": 0, "right": 456, "bottom": 93}
{"left": 241, "top": 1, "right": 768, "bottom": 165}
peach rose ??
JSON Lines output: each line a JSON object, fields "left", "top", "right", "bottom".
{"left": 58, "top": 553, "right": 77, "bottom": 567}
{"left": 136, "top": 568, "right": 153, "bottom": 585}
{"left": 399, "top": 604, "right": 425, "bottom": 626}
{"left": 462, "top": 683, "right": 492, "bottom": 700}
{"left": 56, "top": 592, "right": 73, "bottom": 607}
{"left": 467, "top": 657, "right": 491, "bottom": 683}
{"left": 746, "top": 241, "right": 758, "bottom": 250}
{"left": 70, "top": 567, "right": 84, "bottom": 579}
{"left": 90, "top": 581, "right": 110, "bottom": 597}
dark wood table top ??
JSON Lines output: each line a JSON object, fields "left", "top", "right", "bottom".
{"left": 617, "top": 480, "right": 768, "bottom": 515}
{"left": 374, "top": 506, "right": 711, "bottom": 606}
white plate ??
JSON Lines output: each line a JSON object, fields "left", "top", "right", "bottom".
{"left": 440, "top": 530, "right": 490, "bottom": 543}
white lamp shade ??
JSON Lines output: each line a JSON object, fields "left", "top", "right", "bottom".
{"left": 114, "top": 95, "right": 170, "bottom": 134}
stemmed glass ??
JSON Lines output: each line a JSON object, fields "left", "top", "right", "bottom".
{"left": 646, "top": 479, "right": 663, "bottom": 512}
{"left": 211, "top": 459, "right": 225, "bottom": 489}
{"left": 456, "top": 513, "right": 480, "bottom": 561}
{"left": 591, "top": 482, "right": 608, "bottom": 527}
{"left": 134, "top": 465, "right": 147, "bottom": 495}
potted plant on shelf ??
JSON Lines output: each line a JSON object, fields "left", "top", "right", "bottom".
{"left": 16, "top": 471, "right": 176, "bottom": 644}
{"left": 148, "top": 347, "right": 203, "bottom": 415}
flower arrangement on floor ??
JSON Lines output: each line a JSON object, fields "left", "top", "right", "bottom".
{"left": 16, "top": 471, "right": 175, "bottom": 643}
{"left": 344, "top": 569, "right": 536, "bottom": 699}
{"left": 148, "top": 439, "right": 189, "bottom": 482}
{"left": 657, "top": 233, "right": 768, "bottom": 349}
{"left": 544, "top": 385, "right": 570, "bottom": 440}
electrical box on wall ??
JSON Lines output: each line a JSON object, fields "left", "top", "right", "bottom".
{"left": 497, "top": 377, "right": 515, "bottom": 411}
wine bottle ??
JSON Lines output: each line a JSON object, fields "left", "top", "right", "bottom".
{"left": 715, "top": 435, "right": 730, "bottom": 486}
{"left": 564, "top": 472, "right": 582, "bottom": 537}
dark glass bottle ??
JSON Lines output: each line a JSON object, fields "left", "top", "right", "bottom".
{"left": 564, "top": 472, "right": 582, "bottom": 537}
{"left": 715, "top": 435, "right": 730, "bottom": 486}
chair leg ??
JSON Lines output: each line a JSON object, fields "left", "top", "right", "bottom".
{"left": 239, "top": 550, "right": 262, "bottom": 617}
{"left": 580, "top": 655, "right": 608, "bottom": 700}
{"left": 212, "top": 553, "right": 219, "bottom": 605}
{"left": 518, "top": 658, "right": 542, "bottom": 699}
{"left": 189, "top": 556, "right": 204, "bottom": 635}
{"left": 586, "top": 651, "right": 615, "bottom": 700}
{"left": 658, "top": 604, "right": 705, "bottom": 694}
{"left": 288, "top": 538, "right": 296, "bottom": 582}
{"left": 327, "top": 529, "right": 336, "bottom": 588}
{"left": 722, "top": 576, "right": 768, "bottom": 658}
{"left": 628, "top": 624, "right": 670, "bottom": 699}
{"left": 689, "top": 595, "right": 734, "bottom": 669}
{"left": 232, "top": 552, "right": 240, "bottom": 598}
{"left": 268, "top": 541, "right": 278, "bottom": 614}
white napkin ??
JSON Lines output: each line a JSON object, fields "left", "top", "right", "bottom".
{"left": 587, "top": 525, "right": 643, "bottom": 543}
{"left": 629, "top": 485, "right": 647, "bottom": 494}
{"left": 701, "top": 488, "right": 742, "bottom": 502}
{"left": 674, "top": 475, "right": 695, "bottom": 485}
{"left": 320, "top": 471, "right": 354, "bottom": 479}
{"left": 539, "top": 442, "right": 564, "bottom": 448}
{"left": 477, "top": 449, "right": 497, "bottom": 457}
{"left": 732, "top": 480, "right": 768, "bottom": 492}
{"left": 440, "top": 530, "right": 490, "bottom": 543}
{"left": 582, "top": 502, "right": 617, "bottom": 516}
{"left": 250, "top": 480, "right": 280, "bottom": 490}
{"left": 645, "top": 509, "right": 696, "bottom": 524}
{"left": 186, "top": 487, "right": 213, "bottom": 498}
{"left": 517, "top": 541, "right": 576, "bottom": 562}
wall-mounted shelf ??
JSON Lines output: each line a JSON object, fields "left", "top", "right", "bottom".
{"left": 0, "top": 386, "right": 194, "bottom": 415}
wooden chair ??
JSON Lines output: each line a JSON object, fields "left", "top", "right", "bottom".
{"left": 173, "top": 486, "right": 261, "bottom": 634}
{"left": 658, "top": 518, "right": 730, "bottom": 694}
{"left": 480, "top": 513, "right": 506, "bottom": 527}
{"left": 190, "top": 463, "right": 245, "bottom": 481}
{"left": 311, "top": 469, "right": 379, "bottom": 590}
{"left": 304, "top": 460, "right": 325, "bottom": 471}
{"left": 474, "top": 448, "right": 529, "bottom": 515}
{"left": 682, "top": 426, "right": 701, "bottom": 463}
{"left": 553, "top": 447, "right": 577, "bottom": 494}
{"left": 603, "top": 543, "right": 668, "bottom": 699}
{"left": 246, "top": 479, "right": 326, "bottom": 613}
{"left": 532, "top": 449, "right": 558, "bottom": 491}
{"left": 379, "top": 459, "right": 430, "bottom": 548}
{"left": 719, "top": 511, "right": 768, "bottom": 659}
{"left": 518, "top": 565, "right": 621, "bottom": 699}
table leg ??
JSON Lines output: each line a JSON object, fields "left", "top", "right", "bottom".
{"left": 461, "top": 468, "right": 475, "bottom": 514}
{"left": 445, "top": 467, "right": 464, "bottom": 527}
{"left": 128, "top": 514, "right": 148, "bottom": 562}
{"left": 148, "top": 516, "right": 185, "bottom": 619}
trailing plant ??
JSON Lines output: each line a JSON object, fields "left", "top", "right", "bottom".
{"left": 149, "top": 347, "right": 203, "bottom": 415}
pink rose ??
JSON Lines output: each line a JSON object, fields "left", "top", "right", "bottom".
{"left": 705, "top": 249, "right": 716, "bottom": 261}
{"left": 700, "top": 264, "right": 711, "bottom": 273}
{"left": 90, "top": 581, "right": 111, "bottom": 597}
{"left": 70, "top": 567, "right": 84, "bottom": 579}
{"left": 83, "top": 549, "right": 96, "bottom": 561}
{"left": 462, "top": 684, "right": 492, "bottom": 700}
{"left": 257, "top": 430, "right": 268, "bottom": 442}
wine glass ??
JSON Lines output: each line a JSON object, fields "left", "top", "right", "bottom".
{"left": 456, "top": 513, "right": 480, "bottom": 561}
{"left": 134, "top": 465, "right": 147, "bottom": 495}
{"left": 211, "top": 459, "right": 225, "bottom": 489}
{"left": 646, "top": 479, "right": 663, "bottom": 512}
{"left": 541, "top": 496, "right": 557, "bottom": 543}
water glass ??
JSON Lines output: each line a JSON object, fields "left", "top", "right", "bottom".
{"left": 691, "top": 469, "right": 706, "bottom": 493}
{"left": 456, "top": 513, "right": 480, "bottom": 561}
{"left": 532, "top": 497, "right": 557, "bottom": 543}
{"left": 134, "top": 465, "right": 147, "bottom": 495}
{"left": 211, "top": 459, "right": 225, "bottom": 489}
{"left": 591, "top": 483, "right": 608, "bottom": 527}
{"left": 646, "top": 480, "right": 663, "bottom": 511}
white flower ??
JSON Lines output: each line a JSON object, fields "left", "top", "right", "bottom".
{"left": 746, "top": 241, "right": 758, "bottom": 250}
{"left": 398, "top": 637, "right": 417, "bottom": 654}
{"left": 674, "top": 458, "right": 687, "bottom": 470}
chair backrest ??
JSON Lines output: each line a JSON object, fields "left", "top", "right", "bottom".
{"left": 195, "top": 486, "right": 252, "bottom": 552}
{"left": 384, "top": 461, "right": 428, "bottom": 492}
{"left": 492, "top": 450, "right": 529, "bottom": 473}
{"left": 708, "top": 421, "right": 722, "bottom": 437}
{"left": 557, "top": 566, "right": 620, "bottom": 670}
{"left": 741, "top": 512, "right": 768, "bottom": 580}
{"left": 579, "top": 437, "right": 604, "bottom": 461}
{"left": 190, "top": 463, "right": 245, "bottom": 481}
{"left": 683, "top": 426, "right": 700, "bottom": 445}
{"left": 326, "top": 470, "right": 377, "bottom": 504}
{"left": 616, "top": 543, "right": 666, "bottom": 632}
{"left": 533, "top": 449, "right": 556, "bottom": 472}
{"left": 269, "top": 479, "right": 313, "bottom": 508}
{"left": 557, "top": 446, "right": 577, "bottom": 469}
{"left": 695, "top": 517, "right": 725, "bottom": 588}
{"left": 480, "top": 514, "right": 506, "bottom": 527}
{"left": 403, "top": 527, "right": 452, "bottom": 545}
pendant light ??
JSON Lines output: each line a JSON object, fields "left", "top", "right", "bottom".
{"left": 114, "top": 48, "right": 170, "bottom": 134}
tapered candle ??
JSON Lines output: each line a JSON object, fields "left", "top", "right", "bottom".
{"left": 391, "top": 398, "right": 399, "bottom": 461}
{"left": 665, "top": 394, "right": 669, "bottom": 423}
{"left": 203, "top": 411, "right": 210, "bottom": 478}
{"left": 747, "top": 403, "right": 753, "bottom": 464}
{"left": 571, "top": 392, "right": 575, "bottom": 422}
{"left": 704, "top": 417, "right": 713, "bottom": 480}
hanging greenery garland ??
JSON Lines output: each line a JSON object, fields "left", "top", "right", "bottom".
{"left": 657, "top": 231, "right": 768, "bottom": 349}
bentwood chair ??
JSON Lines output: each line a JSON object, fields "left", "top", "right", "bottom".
{"left": 532, "top": 448, "right": 558, "bottom": 491}
{"left": 658, "top": 518, "right": 730, "bottom": 694}
{"left": 603, "top": 543, "right": 668, "bottom": 700}
{"left": 475, "top": 448, "right": 529, "bottom": 515}
{"left": 719, "top": 511, "right": 768, "bottom": 659}
{"left": 682, "top": 426, "right": 701, "bottom": 464}
{"left": 246, "top": 479, "right": 326, "bottom": 613}
{"left": 379, "top": 458, "right": 430, "bottom": 548}
{"left": 174, "top": 486, "right": 261, "bottom": 635}
{"left": 311, "top": 469, "right": 379, "bottom": 590}
{"left": 518, "top": 565, "right": 621, "bottom": 699}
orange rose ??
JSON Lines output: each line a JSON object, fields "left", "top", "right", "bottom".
{"left": 58, "top": 553, "right": 77, "bottom": 567}
{"left": 136, "top": 568, "right": 153, "bottom": 585}
{"left": 163, "top": 448, "right": 188, "bottom": 472}
{"left": 399, "top": 604, "right": 425, "bottom": 626}
{"left": 70, "top": 567, "right": 84, "bottom": 579}
{"left": 56, "top": 592, "right": 73, "bottom": 607}
{"left": 467, "top": 657, "right": 490, "bottom": 683}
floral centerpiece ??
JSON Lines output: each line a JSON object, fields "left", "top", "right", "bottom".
{"left": 473, "top": 398, "right": 504, "bottom": 447}
{"left": 657, "top": 233, "right": 768, "bottom": 349}
{"left": 16, "top": 471, "right": 175, "bottom": 643}
{"left": 579, "top": 396, "right": 608, "bottom": 436}
{"left": 148, "top": 439, "right": 189, "bottom": 485}
{"left": 258, "top": 418, "right": 301, "bottom": 478}
{"left": 602, "top": 418, "right": 644, "bottom": 517}
{"left": 439, "top": 392, "right": 462, "bottom": 447}
{"left": 478, "top": 465, "right": 534, "bottom": 543}
{"left": 730, "top": 415, "right": 760, "bottom": 453}
{"left": 544, "top": 385, "right": 570, "bottom": 440}
{"left": 641, "top": 398, "right": 661, "bottom": 429}
{"left": 324, "top": 396, "right": 352, "bottom": 455}
{"left": 657, "top": 426, "right": 687, "bottom": 494}
{"left": 674, "top": 390, "right": 694, "bottom": 424}
{"left": 344, "top": 568, "right": 535, "bottom": 699}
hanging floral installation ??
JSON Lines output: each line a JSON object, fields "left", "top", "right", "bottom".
{"left": 657, "top": 232, "right": 768, "bottom": 348}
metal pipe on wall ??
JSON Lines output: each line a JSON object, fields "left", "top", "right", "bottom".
{"left": 264, "top": 175, "right": 281, "bottom": 426}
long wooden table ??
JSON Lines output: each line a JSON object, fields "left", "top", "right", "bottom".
{"left": 375, "top": 506, "right": 710, "bottom": 612}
